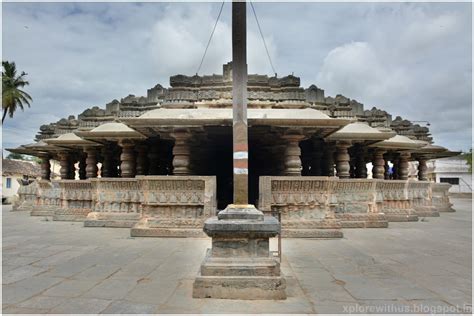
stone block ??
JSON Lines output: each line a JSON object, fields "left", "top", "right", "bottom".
{"left": 84, "top": 212, "right": 141, "bottom": 228}
{"left": 192, "top": 204, "right": 286, "bottom": 300}
{"left": 193, "top": 274, "right": 287, "bottom": 300}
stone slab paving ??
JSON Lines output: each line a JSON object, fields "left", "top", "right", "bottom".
{"left": 2, "top": 198, "right": 472, "bottom": 314}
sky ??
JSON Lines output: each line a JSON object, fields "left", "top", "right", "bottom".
{"left": 2, "top": 2, "right": 472, "bottom": 155}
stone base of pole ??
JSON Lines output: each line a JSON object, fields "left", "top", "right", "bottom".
{"left": 192, "top": 204, "right": 286, "bottom": 300}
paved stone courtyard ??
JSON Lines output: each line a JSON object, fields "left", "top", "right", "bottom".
{"left": 2, "top": 198, "right": 472, "bottom": 314}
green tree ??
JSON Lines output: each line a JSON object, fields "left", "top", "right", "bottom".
{"left": 462, "top": 148, "right": 472, "bottom": 173}
{"left": 6, "top": 153, "right": 25, "bottom": 160}
{"left": 2, "top": 61, "right": 32, "bottom": 123}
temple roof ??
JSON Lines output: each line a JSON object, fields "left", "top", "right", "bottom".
{"left": 370, "top": 135, "right": 425, "bottom": 150}
{"left": 44, "top": 133, "right": 99, "bottom": 147}
{"left": 75, "top": 122, "right": 146, "bottom": 141}
{"left": 124, "top": 108, "right": 350, "bottom": 128}
{"left": 325, "top": 122, "right": 396, "bottom": 142}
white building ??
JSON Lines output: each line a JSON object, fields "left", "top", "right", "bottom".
{"left": 426, "top": 156, "right": 472, "bottom": 193}
{"left": 2, "top": 159, "right": 42, "bottom": 203}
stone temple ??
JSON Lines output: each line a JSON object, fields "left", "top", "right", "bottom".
{"left": 9, "top": 61, "right": 457, "bottom": 241}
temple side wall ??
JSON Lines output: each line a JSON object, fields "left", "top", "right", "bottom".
{"left": 14, "top": 176, "right": 456, "bottom": 238}
{"left": 331, "top": 179, "right": 388, "bottom": 228}
{"left": 375, "top": 180, "right": 418, "bottom": 222}
{"left": 131, "top": 176, "right": 217, "bottom": 237}
{"left": 31, "top": 180, "right": 61, "bottom": 216}
{"left": 84, "top": 178, "right": 143, "bottom": 228}
{"left": 407, "top": 180, "right": 439, "bottom": 217}
{"left": 54, "top": 180, "right": 93, "bottom": 221}
{"left": 258, "top": 176, "right": 343, "bottom": 238}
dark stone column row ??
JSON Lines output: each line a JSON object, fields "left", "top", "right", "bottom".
{"left": 293, "top": 138, "right": 422, "bottom": 180}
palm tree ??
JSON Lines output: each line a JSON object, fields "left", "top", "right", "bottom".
{"left": 2, "top": 61, "right": 32, "bottom": 123}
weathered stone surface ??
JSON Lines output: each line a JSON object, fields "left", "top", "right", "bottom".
{"left": 193, "top": 204, "right": 286, "bottom": 300}
{"left": 375, "top": 180, "right": 418, "bottom": 222}
{"left": 84, "top": 178, "right": 142, "bottom": 228}
{"left": 53, "top": 180, "right": 92, "bottom": 221}
{"left": 258, "top": 176, "right": 343, "bottom": 238}
{"left": 331, "top": 179, "right": 388, "bottom": 228}
{"left": 408, "top": 180, "right": 439, "bottom": 217}
{"left": 30, "top": 180, "right": 61, "bottom": 216}
{"left": 130, "top": 176, "right": 217, "bottom": 237}
{"left": 13, "top": 180, "right": 38, "bottom": 212}
{"left": 431, "top": 183, "right": 455, "bottom": 212}
{"left": 193, "top": 273, "right": 286, "bottom": 300}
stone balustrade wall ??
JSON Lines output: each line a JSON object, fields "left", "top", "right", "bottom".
{"left": 85, "top": 178, "right": 143, "bottom": 227}
{"left": 375, "top": 180, "right": 418, "bottom": 222}
{"left": 258, "top": 176, "right": 342, "bottom": 238}
{"left": 431, "top": 183, "right": 454, "bottom": 212}
{"left": 31, "top": 180, "right": 62, "bottom": 216}
{"left": 25, "top": 176, "right": 454, "bottom": 237}
{"left": 54, "top": 180, "right": 93, "bottom": 221}
{"left": 407, "top": 181, "right": 439, "bottom": 217}
{"left": 330, "top": 179, "right": 387, "bottom": 228}
{"left": 131, "top": 176, "right": 217, "bottom": 237}
{"left": 12, "top": 180, "right": 38, "bottom": 212}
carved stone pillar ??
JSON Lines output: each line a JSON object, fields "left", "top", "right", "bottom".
{"left": 392, "top": 156, "right": 399, "bottom": 180}
{"left": 384, "top": 155, "right": 390, "bottom": 180}
{"left": 160, "top": 142, "right": 173, "bottom": 175}
{"left": 299, "top": 141, "right": 312, "bottom": 176}
{"left": 101, "top": 145, "right": 113, "bottom": 178}
{"left": 418, "top": 158, "right": 428, "bottom": 181}
{"left": 135, "top": 143, "right": 148, "bottom": 176}
{"left": 40, "top": 156, "right": 51, "bottom": 180}
{"left": 335, "top": 141, "right": 351, "bottom": 179}
{"left": 147, "top": 144, "right": 160, "bottom": 175}
{"left": 398, "top": 152, "right": 410, "bottom": 180}
{"left": 310, "top": 139, "right": 323, "bottom": 176}
{"left": 322, "top": 143, "right": 336, "bottom": 176}
{"left": 58, "top": 152, "right": 70, "bottom": 180}
{"left": 355, "top": 145, "right": 368, "bottom": 178}
{"left": 282, "top": 134, "right": 304, "bottom": 176}
{"left": 372, "top": 149, "right": 386, "bottom": 179}
{"left": 119, "top": 140, "right": 136, "bottom": 178}
{"left": 68, "top": 155, "right": 76, "bottom": 179}
{"left": 172, "top": 131, "right": 191, "bottom": 175}
{"left": 78, "top": 154, "right": 87, "bottom": 180}
{"left": 84, "top": 147, "right": 98, "bottom": 179}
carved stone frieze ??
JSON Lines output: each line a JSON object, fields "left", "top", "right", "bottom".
{"left": 330, "top": 179, "right": 387, "bottom": 228}
{"left": 131, "top": 176, "right": 217, "bottom": 237}
{"left": 375, "top": 180, "right": 418, "bottom": 222}
{"left": 407, "top": 181, "right": 439, "bottom": 217}
{"left": 258, "top": 176, "right": 342, "bottom": 238}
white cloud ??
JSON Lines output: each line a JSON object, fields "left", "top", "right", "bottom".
{"left": 2, "top": 2, "right": 472, "bottom": 155}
